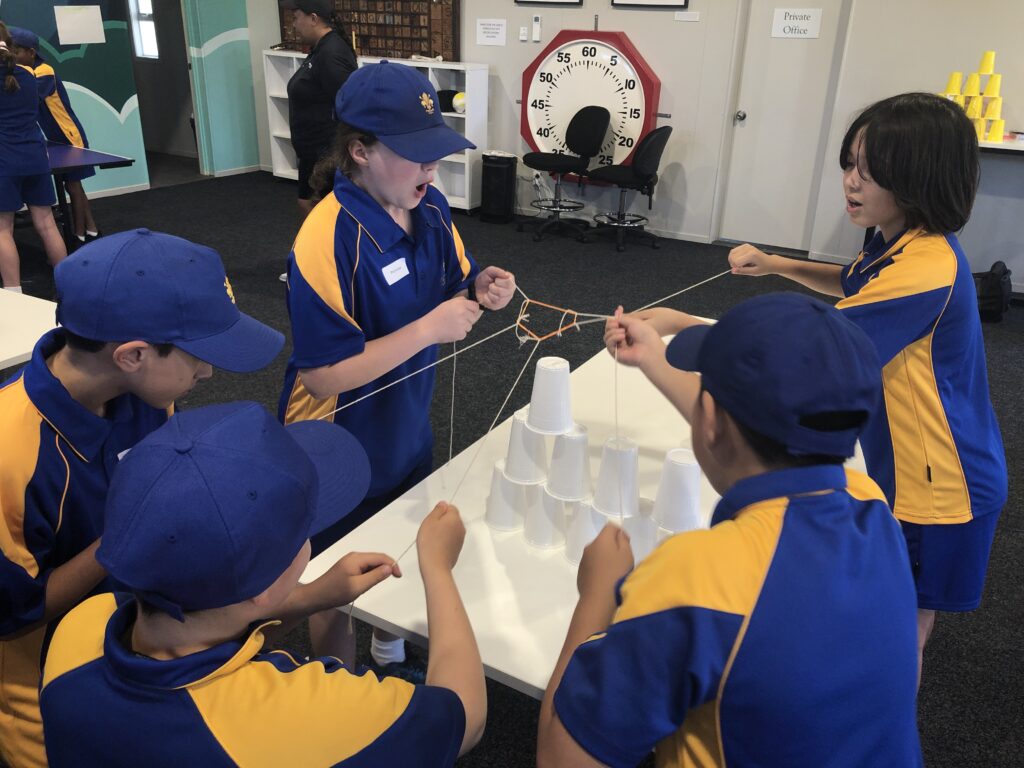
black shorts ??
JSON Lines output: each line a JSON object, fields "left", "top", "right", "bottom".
{"left": 296, "top": 149, "right": 332, "bottom": 201}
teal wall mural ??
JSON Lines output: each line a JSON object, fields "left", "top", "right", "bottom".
{"left": 182, "top": 0, "right": 259, "bottom": 175}
{"left": 0, "top": 0, "right": 151, "bottom": 194}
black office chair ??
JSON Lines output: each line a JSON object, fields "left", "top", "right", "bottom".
{"left": 588, "top": 126, "right": 673, "bottom": 252}
{"left": 519, "top": 106, "right": 610, "bottom": 242}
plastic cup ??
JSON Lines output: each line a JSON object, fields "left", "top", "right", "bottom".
{"left": 978, "top": 51, "right": 995, "bottom": 76}
{"left": 963, "top": 73, "right": 981, "bottom": 97}
{"left": 657, "top": 527, "right": 676, "bottom": 544}
{"left": 485, "top": 460, "right": 526, "bottom": 532}
{"left": 951, "top": 94, "right": 966, "bottom": 108}
{"left": 943, "top": 71, "right": 963, "bottom": 95}
{"left": 592, "top": 437, "right": 640, "bottom": 518}
{"left": 986, "top": 119, "right": 1005, "bottom": 143}
{"left": 983, "top": 73, "right": 1001, "bottom": 98}
{"left": 546, "top": 423, "right": 592, "bottom": 501}
{"left": 526, "top": 486, "right": 571, "bottom": 549}
{"left": 504, "top": 407, "right": 548, "bottom": 483}
{"left": 974, "top": 119, "right": 987, "bottom": 141}
{"left": 965, "top": 96, "right": 983, "bottom": 119}
{"left": 564, "top": 501, "right": 604, "bottom": 565}
{"left": 623, "top": 498, "right": 659, "bottom": 563}
{"left": 652, "top": 448, "right": 704, "bottom": 533}
{"left": 984, "top": 97, "right": 1002, "bottom": 120}
{"left": 526, "top": 357, "right": 573, "bottom": 435}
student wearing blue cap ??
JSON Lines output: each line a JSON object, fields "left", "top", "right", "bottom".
{"left": 0, "top": 230, "right": 284, "bottom": 767}
{"left": 279, "top": 61, "right": 516, "bottom": 675}
{"left": 537, "top": 294, "right": 921, "bottom": 767}
{"left": 8, "top": 25, "right": 103, "bottom": 245}
{"left": 39, "top": 401, "right": 486, "bottom": 767}
{"left": 0, "top": 21, "right": 66, "bottom": 292}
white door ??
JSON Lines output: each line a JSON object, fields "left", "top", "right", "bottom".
{"left": 718, "top": 0, "right": 849, "bottom": 251}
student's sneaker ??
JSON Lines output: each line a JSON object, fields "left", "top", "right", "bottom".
{"left": 278, "top": 272, "right": 287, "bottom": 283}
{"left": 84, "top": 231, "right": 103, "bottom": 242}
{"left": 368, "top": 657, "right": 428, "bottom": 685}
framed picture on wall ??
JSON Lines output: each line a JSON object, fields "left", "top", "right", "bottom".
{"left": 515, "top": 0, "right": 583, "bottom": 6}
{"left": 611, "top": 0, "right": 688, "bottom": 7}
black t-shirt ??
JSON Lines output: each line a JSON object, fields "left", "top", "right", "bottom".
{"left": 287, "top": 30, "right": 357, "bottom": 156}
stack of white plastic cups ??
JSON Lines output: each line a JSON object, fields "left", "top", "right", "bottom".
{"left": 652, "top": 448, "right": 706, "bottom": 543}
{"left": 589, "top": 436, "right": 658, "bottom": 563}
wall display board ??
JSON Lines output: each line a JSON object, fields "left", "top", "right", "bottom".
{"left": 521, "top": 31, "right": 660, "bottom": 168}
{"left": 611, "top": 0, "right": 688, "bottom": 7}
{"left": 278, "top": 1, "right": 459, "bottom": 60}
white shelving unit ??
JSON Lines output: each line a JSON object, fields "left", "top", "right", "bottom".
{"left": 263, "top": 49, "right": 305, "bottom": 181}
{"left": 262, "top": 50, "right": 488, "bottom": 210}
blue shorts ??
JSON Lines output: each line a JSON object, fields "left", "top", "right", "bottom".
{"left": 0, "top": 172, "right": 56, "bottom": 212}
{"left": 901, "top": 511, "right": 1001, "bottom": 612}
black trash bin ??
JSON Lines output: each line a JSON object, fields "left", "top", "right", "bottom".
{"left": 480, "top": 152, "right": 517, "bottom": 224}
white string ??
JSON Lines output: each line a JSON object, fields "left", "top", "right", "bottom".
{"left": 632, "top": 269, "right": 732, "bottom": 313}
{"left": 448, "top": 340, "right": 457, "bottom": 469}
{"left": 614, "top": 345, "right": 623, "bottom": 526}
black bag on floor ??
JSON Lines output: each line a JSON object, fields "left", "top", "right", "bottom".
{"left": 973, "top": 261, "right": 1012, "bottom": 323}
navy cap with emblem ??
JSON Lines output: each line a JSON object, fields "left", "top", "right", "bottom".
{"left": 335, "top": 61, "right": 476, "bottom": 163}
{"left": 55, "top": 229, "right": 284, "bottom": 373}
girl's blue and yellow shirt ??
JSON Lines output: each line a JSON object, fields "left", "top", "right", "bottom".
{"left": 837, "top": 228, "right": 1007, "bottom": 524}
{"left": 0, "top": 330, "right": 168, "bottom": 768}
{"left": 555, "top": 465, "right": 922, "bottom": 768}
{"left": 32, "top": 62, "right": 88, "bottom": 149}
{"left": 40, "top": 593, "right": 466, "bottom": 767}
{"left": 279, "top": 172, "right": 478, "bottom": 498}
{"left": 0, "top": 65, "right": 49, "bottom": 177}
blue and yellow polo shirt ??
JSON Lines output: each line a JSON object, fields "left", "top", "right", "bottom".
{"left": 0, "top": 330, "right": 167, "bottom": 768}
{"left": 279, "top": 171, "right": 478, "bottom": 497}
{"left": 555, "top": 465, "right": 922, "bottom": 768}
{"left": 837, "top": 229, "right": 1007, "bottom": 524}
{"left": 0, "top": 65, "right": 49, "bottom": 177}
{"left": 40, "top": 593, "right": 466, "bottom": 767}
{"left": 32, "top": 62, "right": 88, "bottom": 149}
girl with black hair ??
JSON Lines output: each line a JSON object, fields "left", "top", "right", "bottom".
{"left": 0, "top": 21, "right": 66, "bottom": 292}
{"left": 727, "top": 92, "right": 1007, "bottom": 681}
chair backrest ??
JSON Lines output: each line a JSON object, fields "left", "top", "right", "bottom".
{"left": 565, "top": 106, "right": 611, "bottom": 159}
{"left": 631, "top": 125, "right": 673, "bottom": 180}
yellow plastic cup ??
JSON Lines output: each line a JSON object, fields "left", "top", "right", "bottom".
{"left": 963, "top": 73, "right": 981, "bottom": 97}
{"left": 986, "top": 119, "right": 1005, "bottom": 143}
{"left": 984, "top": 97, "right": 1002, "bottom": 120}
{"left": 983, "top": 74, "right": 1001, "bottom": 98}
{"left": 974, "top": 119, "right": 987, "bottom": 141}
{"left": 978, "top": 51, "right": 996, "bottom": 75}
{"left": 965, "top": 96, "right": 983, "bottom": 119}
{"left": 953, "top": 94, "right": 966, "bottom": 108}
{"left": 944, "top": 71, "right": 963, "bottom": 95}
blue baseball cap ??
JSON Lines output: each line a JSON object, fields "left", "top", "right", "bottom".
{"left": 7, "top": 26, "right": 43, "bottom": 63}
{"left": 55, "top": 229, "right": 284, "bottom": 373}
{"left": 665, "top": 293, "right": 881, "bottom": 457}
{"left": 98, "top": 402, "right": 371, "bottom": 620}
{"left": 335, "top": 61, "right": 476, "bottom": 163}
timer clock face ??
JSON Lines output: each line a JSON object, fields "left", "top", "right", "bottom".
{"left": 521, "top": 31, "right": 660, "bottom": 167}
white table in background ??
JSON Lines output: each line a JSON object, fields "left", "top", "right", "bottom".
{"left": 0, "top": 291, "right": 56, "bottom": 369}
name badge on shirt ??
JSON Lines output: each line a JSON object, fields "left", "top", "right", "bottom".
{"left": 382, "top": 257, "right": 410, "bottom": 286}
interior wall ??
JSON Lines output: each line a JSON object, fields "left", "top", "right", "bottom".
{"left": 131, "top": 0, "right": 196, "bottom": 158}
{"left": 246, "top": 0, "right": 283, "bottom": 171}
{"left": 459, "top": 0, "right": 743, "bottom": 243}
{"left": 809, "top": 0, "right": 1024, "bottom": 291}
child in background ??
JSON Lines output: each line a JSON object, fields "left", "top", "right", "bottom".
{"left": 727, "top": 92, "right": 1007, "bottom": 676}
{"left": 279, "top": 61, "right": 516, "bottom": 676}
{"left": 0, "top": 22, "right": 65, "bottom": 291}
{"left": 40, "top": 402, "right": 486, "bottom": 767}
{"left": 0, "top": 230, "right": 283, "bottom": 767}
{"left": 9, "top": 26, "right": 102, "bottom": 246}
{"left": 537, "top": 294, "right": 921, "bottom": 767}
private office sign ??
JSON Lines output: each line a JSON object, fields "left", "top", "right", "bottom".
{"left": 771, "top": 8, "right": 822, "bottom": 38}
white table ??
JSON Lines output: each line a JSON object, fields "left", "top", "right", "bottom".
{"left": 0, "top": 291, "right": 57, "bottom": 369}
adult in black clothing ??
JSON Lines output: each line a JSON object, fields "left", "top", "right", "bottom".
{"left": 281, "top": 0, "right": 357, "bottom": 220}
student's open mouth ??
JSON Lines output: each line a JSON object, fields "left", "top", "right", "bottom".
{"left": 846, "top": 197, "right": 862, "bottom": 211}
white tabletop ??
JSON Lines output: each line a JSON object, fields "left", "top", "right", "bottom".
{"left": 0, "top": 291, "right": 56, "bottom": 369}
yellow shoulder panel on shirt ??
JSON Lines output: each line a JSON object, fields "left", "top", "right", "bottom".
{"left": 283, "top": 372, "right": 339, "bottom": 425}
{"left": 837, "top": 234, "right": 956, "bottom": 309}
{"left": 33, "top": 63, "right": 55, "bottom": 78}
{"left": 41, "top": 594, "right": 117, "bottom": 689}
{"left": 616, "top": 498, "right": 787, "bottom": 623}
{"left": 188, "top": 658, "right": 416, "bottom": 765}
{"left": 0, "top": 379, "right": 44, "bottom": 579}
{"left": 451, "top": 223, "right": 472, "bottom": 280}
{"left": 293, "top": 194, "right": 359, "bottom": 328}
{"left": 843, "top": 468, "right": 888, "bottom": 503}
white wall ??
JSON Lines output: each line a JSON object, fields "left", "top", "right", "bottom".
{"left": 809, "top": 0, "right": 1024, "bottom": 291}
{"left": 460, "top": 0, "right": 743, "bottom": 243}
{"left": 246, "top": 0, "right": 283, "bottom": 171}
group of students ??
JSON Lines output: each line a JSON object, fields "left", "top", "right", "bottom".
{"left": 0, "top": 21, "right": 101, "bottom": 294}
{"left": 0, "top": 42, "right": 1007, "bottom": 768}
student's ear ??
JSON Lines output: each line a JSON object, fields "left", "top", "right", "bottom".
{"left": 697, "top": 389, "right": 724, "bottom": 449}
{"left": 348, "top": 139, "right": 371, "bottom": 169}
{"left": 110, "top": 341, "right": 150, "bottom": 373}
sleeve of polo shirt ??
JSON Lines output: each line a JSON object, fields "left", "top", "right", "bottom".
{"left": 316, "top": 41, "right": 357, "bottom": 100}
{"left": 34, "top": 64, "right": 57, "bottom": 99}
{"left": 836, "top": 246, "right": 955, "bottom": 367}
{"left": 287, "top": 209, "right": 366, "bottom": 370}
{"left": 0, "top": 472, "right": 57, "bottom": 635}
{"left": 553, "top": 541, "right": 745, "bottom": 768}
{"left": 445, "top": 223, "right": 479, "bottom": 299}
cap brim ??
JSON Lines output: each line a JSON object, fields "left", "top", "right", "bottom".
{"left": 286, "top": 420, "right": 371, "bottom": 535}
{"left": 377, "top": 124, "right": 476, "bottom": 163}
{"left": 175, "top": 312, "right": 285, "bottom": 373}
{"left": 665, "top": 324, "right": 712, "bottom": 372}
